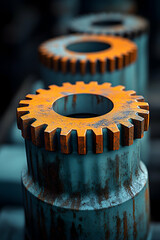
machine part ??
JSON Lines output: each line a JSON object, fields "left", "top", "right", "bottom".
{"left": 69, "top": 13, "right": 149, "bottom": 39}
{"left": 39, "top": 35, "right": 137, "bottom": 75}
{"left": 17, "top": 82, "right": 150, "bottom": 240}
{"left": 68, "top": 13, "right": 150, "bottom": 164}
{"left": 68, "top": 13, "right": 149, "bottom": 95}
{"left": 38, "top": 34, "right": 138, "bottom": 94}
{"left": 17, "top": 82, "right": 149, "bottom": 154}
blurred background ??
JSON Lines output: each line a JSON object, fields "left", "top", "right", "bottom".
{"left": 0, "top": 0, "right": 160, "bottom": 239}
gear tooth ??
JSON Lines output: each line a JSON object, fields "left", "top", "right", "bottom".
{"left": 60, "top": 57, "right": 68, "bottom": 73}
{"left": 120, "top": 121, "right": 134, "bottom": 146}
{"left": 80, "top": 59, "right": 86, "bottom": 75}
{"left": 117, "top": 55, "right": 123, "bottom": 70}
{"left": 99, "top": 59, "right": 106, "bottom": 73}
{"left": 137, "top": 109, "right": 149, "bottom": 131}
{"left": 70, "top": 58, "right": 77, "bottom": 74}
{"left": 131, "top": 115, "right": 144, "bottom": 139}
{"left": 89, "top": 60, "right": 96, "bottom": 75}
{"left": 107, "top": 124, "right": 120, "bottom": 151}
{"left": 17, "top": 107, "right": 29, "bottom": 129}
{"left": 77, "top": 129, "right": 87, "bottom": 154}
{"left": 108, "top": 58, "right": 115, "bottom": 72}
{"left": 53, "top": 56, "right": 60, "bottom": 71}
{"left": 93, "top": 128, "right": 103, "bottom": 153}
{"left": 21, "top": 114, "right": 36, "bottom": 139}
{"left": 46, "top": 53, "right": 54, "bottom": 68}
{"left": 60, "top": 129, "right": 72, "bottom": 154}
{"left": 138, "top": 102, "right": 149, "bottom": 110}
{"left": 31, "top": 121, "right": 47, "bottom": 147}
{"left": 88, "top": 81, "right": 98, "bottom": 87}
{"left": 75, "top": 81, "right": 85, "bottom": 86}
{"left": 19, "top": 100, "right": 30, "bottom": 107}
{"left": 113, "top": 85, "right": 125, "bottom": 91}
{"left": 132, "top": 95, "right": 144, "bottom": 102}
{"left": 102, "top": 82, "right": 111, "bottom": 88}
{"left": 25, "top": 94, "right": 35, "bottom": 100}
{"left": 126, "top": 90, "right": 136, "bottom": 96}
{"left": 36, "top": 89, "right": 47, "bottom": 94}
{"left": 62, "top": 82, "right": 72, "bottom": 87}
{"left": 44, "top": 127, "right": 57, "bottom": 151}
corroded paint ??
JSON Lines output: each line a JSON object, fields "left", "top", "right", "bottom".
{"left": 22, "top": 160, "right": 150, "bottom": 240}
{"left": 38, "top": 35, "right": 137, "bottom": 74}
{"left": 17, "top": 82, "right": 149, "bottom": 154}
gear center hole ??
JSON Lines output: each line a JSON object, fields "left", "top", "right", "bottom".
{"left": 53, "top": 93, "right": 113, "bottom": 118}
{"left": 66, "top": 41, "right": 111, "bottom": 53}
{"left": 92, "top": 19, "right": 123, "bottom": 27}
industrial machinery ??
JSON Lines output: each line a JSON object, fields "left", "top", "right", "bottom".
{"left": 17, "top": 81, "right": 150, "bottom": 239}
{"left": 69, "top": 13, "right": 149, "bottom": 96}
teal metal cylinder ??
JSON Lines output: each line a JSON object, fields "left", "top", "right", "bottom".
{"left": 17, "top": 82, "right": 150, "bottom": 240}
{"left": 68, "top": 13, "right": 149, "bottom": 96}
{"left": 22, "top": 139, "right": 149, "bottom": 240}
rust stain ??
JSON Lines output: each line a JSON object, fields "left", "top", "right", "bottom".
{"left": 40, "top": 207, "right": 47, "bottom": 240}
{"left": 72, "top": 94, "right": 77, "bottom": 109}
{"left": 29, "top": 150, "right": 35, "bottom": 181}
{"left": 64, "top": 95, "right": 68, "bottom": 112}
{"left": 123, "top": 180, "right": 134, "bottom": 198}
{"left": 57, "top": 216, "right": 66, "bottom": 240}
{"left": 145, "top": 186, "right": 149, "bottom": 214}
{"left": 133, "top": 199, "right": 137, "bottom": 239}
{"left": 116, "top": 215, "right": 121, "bottom": 239}
{"left": 115, "top": 155, "right": 120, "bottom": 185}
{"left": 70, "top": 222, "right": 78, "bottom": 239}
{"left": 123, "top": 212, "right": 128, "bottom": 240}
{"left": 50, "top": 208, "right": 56, "bottom": 239}
{"left": 105, "top": 228, "right": 110, "bottom": 240}
{"left": 78, "top": 224, "right": 83, "bottom": 235}
{"left": 26, "top": 178, "right": 34, "bottom": 190}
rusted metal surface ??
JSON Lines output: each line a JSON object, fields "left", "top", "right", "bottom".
{"left": 68, "top": 13, "right": 149, "bottom": 39}
{"left": 17, "top": 82, "right": 150, "bottom": 239}
{"left": 38, "top": 35, "right": 137, "bottom": 75}
{"left": 17, "top": 82, "right": 149, "bottom": 154}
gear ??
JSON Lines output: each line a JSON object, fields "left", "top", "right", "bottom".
{"left": 69, "top": 13, "right": 149, "bottom": 39}
{"left": 38, "top": 34, "right": 137, "bottom": 74}
{"left": 17, "top": 82, "right": 149, "bottom": 154}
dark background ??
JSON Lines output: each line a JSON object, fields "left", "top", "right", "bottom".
{"left": 0, "top": 0, "right": 160, "bottom": 223}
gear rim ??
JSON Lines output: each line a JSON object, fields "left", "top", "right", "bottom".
{"left": 17, "top": 82, "right": 149, "bottom": 154}
{"left": 38, "top": 34, "right": 137, "bottom": 74}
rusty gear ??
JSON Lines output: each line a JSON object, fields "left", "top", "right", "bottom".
{"left": 17, "top": 82, "right": 149, "bottom": 154}
{"left": 69, "top": 13, "right": 149, "bottom": 39}
{"left": 38, "top": 35, "right": 137, "bottom": 74}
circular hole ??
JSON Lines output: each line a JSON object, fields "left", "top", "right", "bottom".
{"left": 66, "top": 41, "right": 111, "bottom": 53}
{"left": 53, "top": 93, "right": 113, "bottom": 118}
{"left": 92, "top": 19, "right": 123, "bottom": 27}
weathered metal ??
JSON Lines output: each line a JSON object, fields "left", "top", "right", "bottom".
{"left": 68, "top": 13, "right": 149, "bottom": 96}
{"left": 38, "top": 34, "right": 137, "bottom": 90}
{"left": 68, "top": 13, "right": 150, "bottom": 164}
{"left": 17, "top": 82, "right": 150, "bottom": 239}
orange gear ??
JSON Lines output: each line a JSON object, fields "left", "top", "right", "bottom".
{"left": 17, "top": 82, "right": 149, "bottom": 154}
{"left": 38, "top": 35, "right": 137, "bottom": 74}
